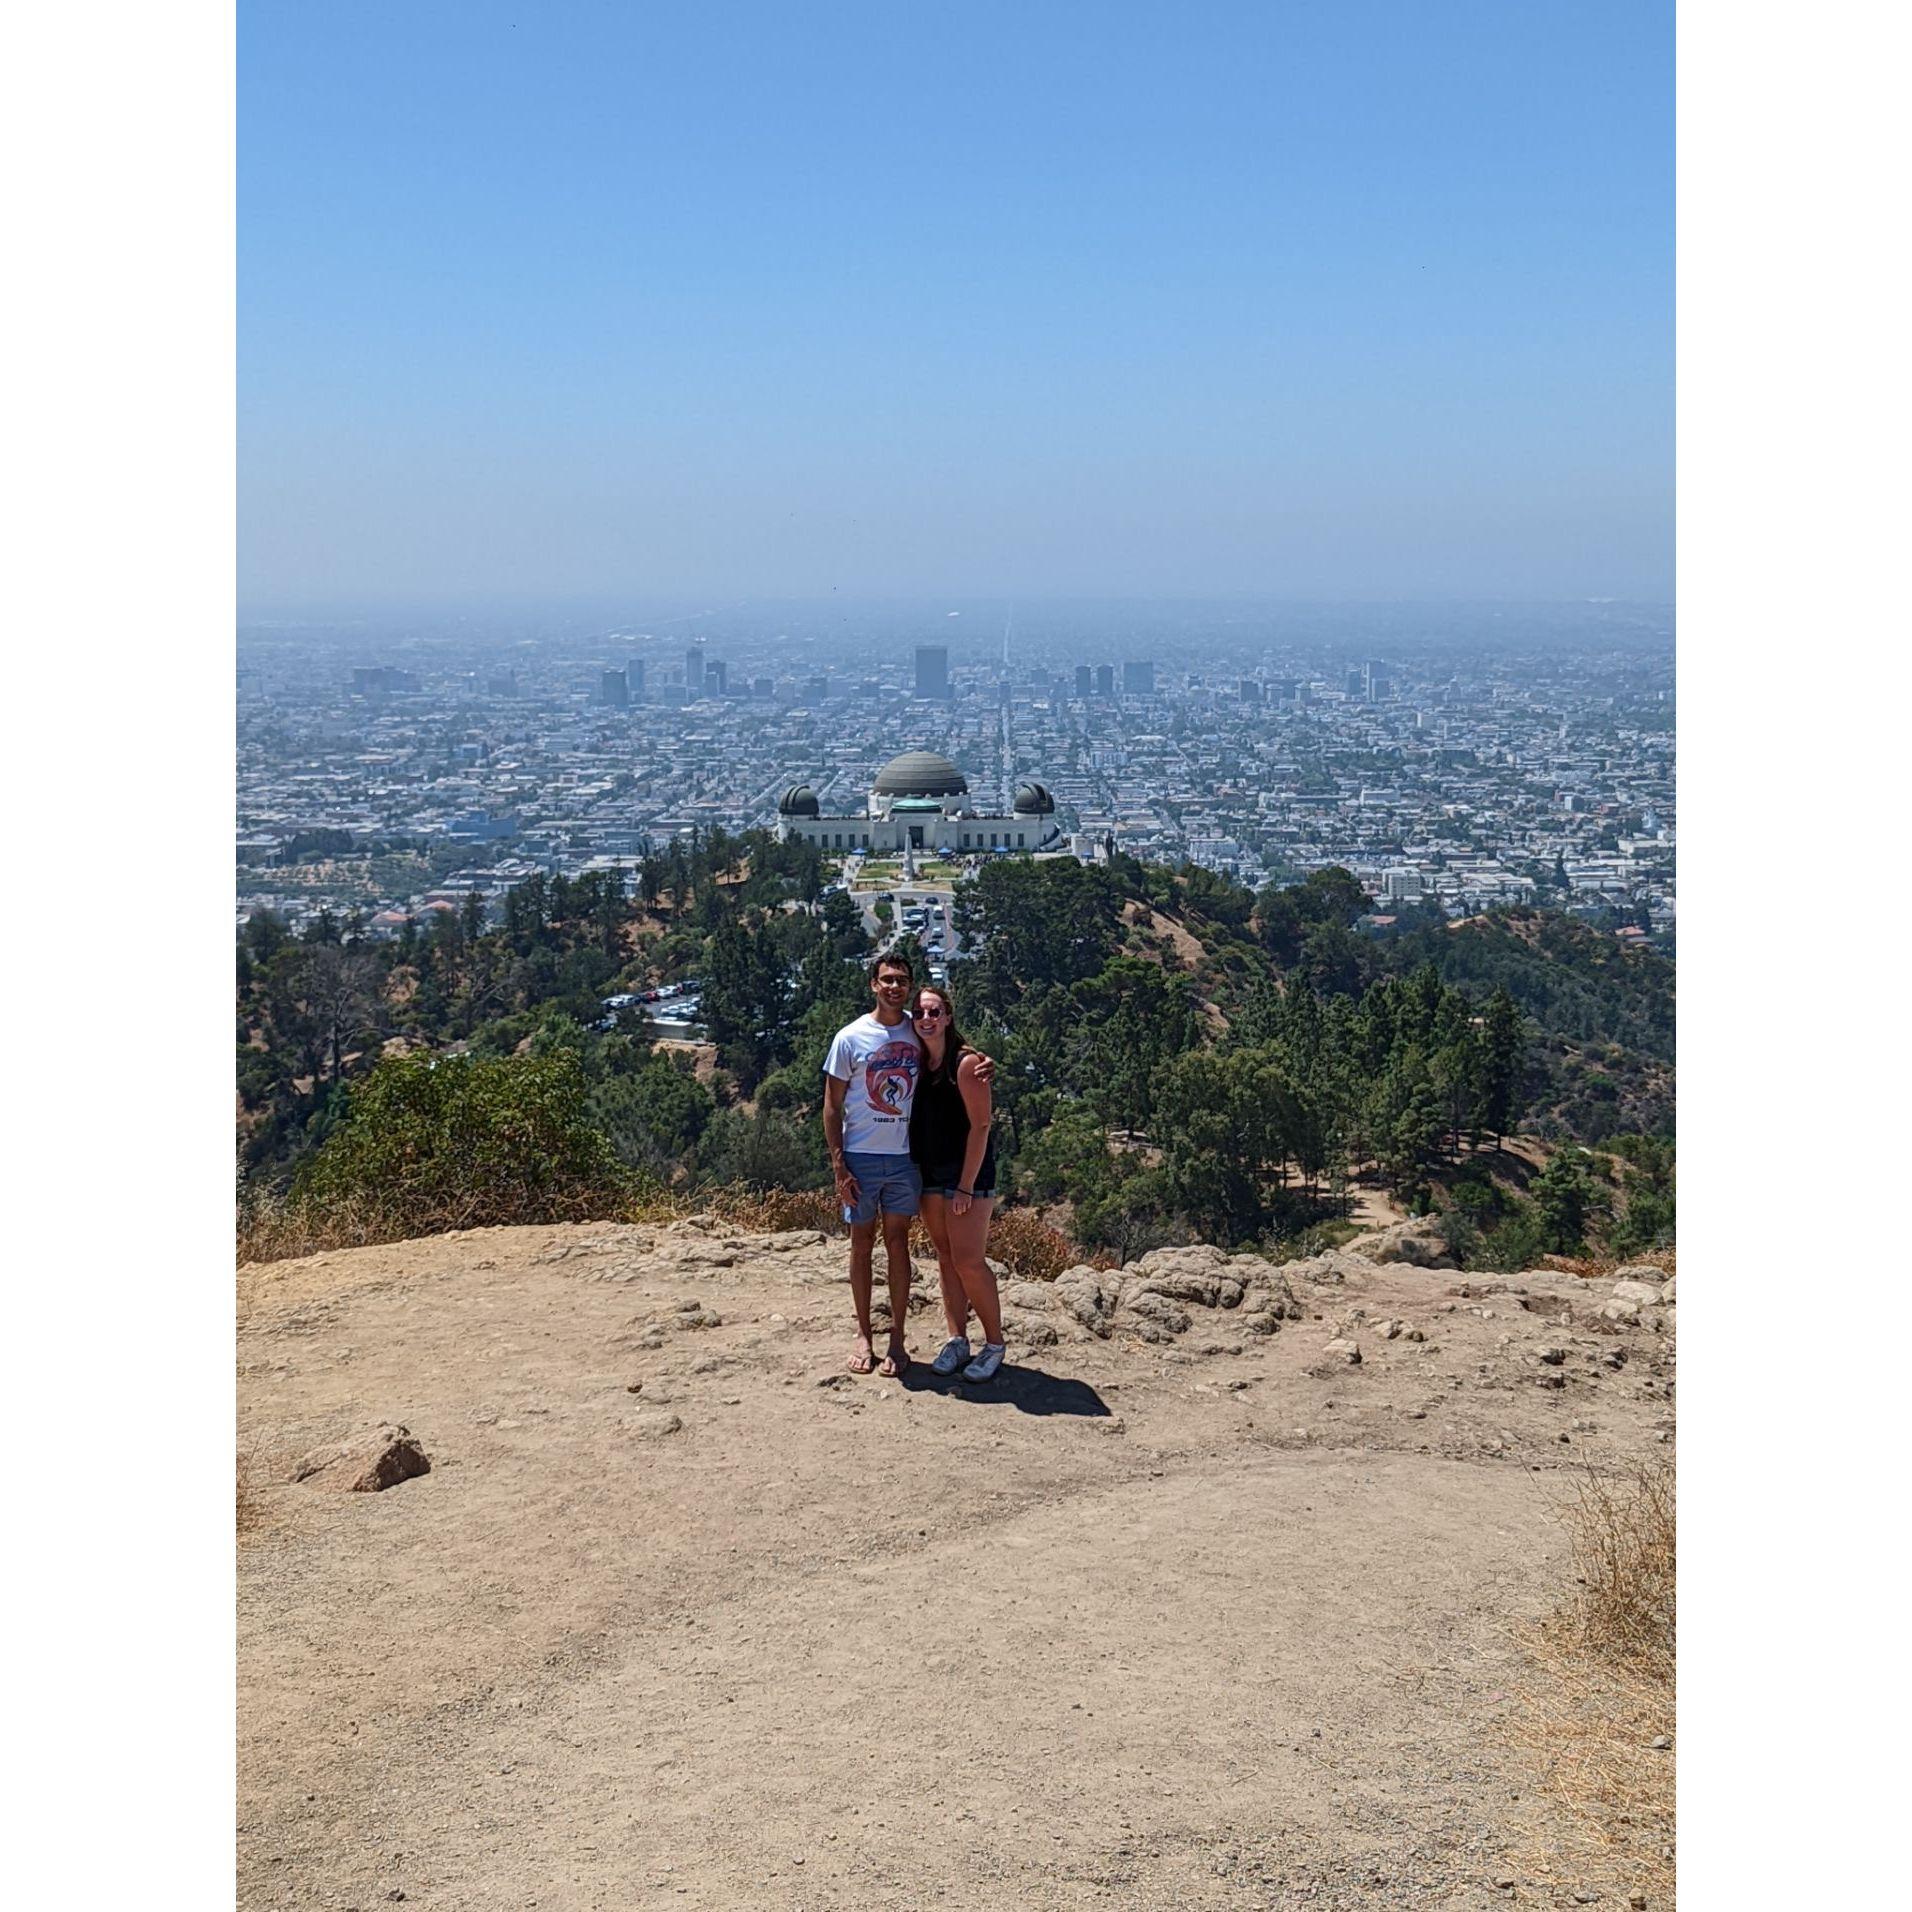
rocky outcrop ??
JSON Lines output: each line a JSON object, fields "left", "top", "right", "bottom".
{"left": 292, "top": 1422, "right": 431, "bottom": 1493}
{"left": 998, "top": 1245, "right": 1300, "bottom": 1348}
{"left": 1342, "top": 1215, "right": 1456, "bottom": 1270}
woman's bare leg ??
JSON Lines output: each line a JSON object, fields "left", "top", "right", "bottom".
{"left": 948, "top": 1198, "right": 1003, "bottom": 1345}
{"left": 917, "top": 1194, "right": 970, "bottom": 1340}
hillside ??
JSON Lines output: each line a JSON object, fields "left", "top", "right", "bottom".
{"left": 239, "top": 1215, "right": 1675, "bottom": 1909}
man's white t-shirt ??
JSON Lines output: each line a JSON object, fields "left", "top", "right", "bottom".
{"left": 822, "top": 1012, "right": 923, "bottom": 1155}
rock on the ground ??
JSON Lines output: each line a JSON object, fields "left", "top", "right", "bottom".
{"left": 1322, "top": 1337, "right": 1362, "bottom": 1365}
{"left": 631, "top": 1412, "right": 684, "bottom": 1439}
{"left": 1344, "top": 1216, "right": 1456, "bottom": 1269}
{"left": 1598, "top": 1298, "right": 1642, "bottom": 1325}
{"left": 1610, "top": 1279, "right": 1662, "bottom": 1306}
{"left": 292, "top": 1422, "right": 432, "bottom": 1493}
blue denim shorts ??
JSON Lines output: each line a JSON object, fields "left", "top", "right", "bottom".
{"left": 843, "top": 1150, "right": 921, "bottom": 1223}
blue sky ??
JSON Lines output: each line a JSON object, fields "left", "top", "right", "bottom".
{"left": 239, "top": 1, "right": 1673, "bottom": 608}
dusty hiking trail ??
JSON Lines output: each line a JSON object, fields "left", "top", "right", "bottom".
{"left": 238, "top": 1220, "right": 1675, "bottom": 1910}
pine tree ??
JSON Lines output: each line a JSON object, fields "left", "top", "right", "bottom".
{"left": 1476, "top": 986, "right": 1528, "bottom": 1147}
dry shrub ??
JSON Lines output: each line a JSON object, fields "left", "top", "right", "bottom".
{"left": 983, "top": 1205, "right": 1083, "bottom": 1280}
{"left": 1559, "top": 1463, "right": 1676, "bottom": 1681}
{"left": 700, "top": 1184, "right": 843, "bottom": 1235}
{"left": 1506, "top": 1462, "right": 1675, "bottom": 1903}
{"left": 1542, "top": 1246, "right": 1676, "bottom": 1282}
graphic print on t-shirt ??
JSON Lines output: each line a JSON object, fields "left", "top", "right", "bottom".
{"left": 862, "top": 1038, "right": 921, "bottom": 1117}
{"left": 823, "top": 1013, "right": 924, "bottom": 1154}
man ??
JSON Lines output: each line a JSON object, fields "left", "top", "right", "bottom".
{"left": 821, "top": 951, "right": 990, "bottom": 1376}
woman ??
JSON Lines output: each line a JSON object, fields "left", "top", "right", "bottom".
{"left": 909, "top": 984, "right": 1006, "bottom": 1382}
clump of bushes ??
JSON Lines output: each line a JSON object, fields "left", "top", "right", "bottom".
{"left": 241, "top": 1050, "right": 636, "bottom": 1260}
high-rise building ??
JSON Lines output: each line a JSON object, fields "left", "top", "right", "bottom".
{"left": 1344, "top": 668, "right": 1364, "bottom": 697}
{"left": 685, "top": 644, "right": 705, "bottom": 694}
{"left": 628, "top": 660, "right": 645, "bottom": 699}
{"left": 1364, "top": 659, "right": 1387, "bottom": 700}
{"left": 1095, "top": 664, "right": 1115, "bottom": 698}
{"left": 1123, "top": 660, "right": 1155, "bottom": 696}
{"left": 1239, "top": 678, "right": 1264, "bottom": 705}
{"left": 705, "top": 660, "right": 728, "bottom": 696}
{"left": 1074, "top": 665, "right": 1093, "bottom": 698}
{"left": 914, "top": 645, "right": 950, "bottom": 699}
{"left": 598, "top": 668, "right": 629, "bottom": 708}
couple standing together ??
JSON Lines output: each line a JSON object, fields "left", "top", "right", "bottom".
{"left": 821, "top": 952, "right": 1006, "bottom": 1383}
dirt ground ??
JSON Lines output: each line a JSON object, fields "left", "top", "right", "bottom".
{"left": 238, "top": 1222, "right": 1674, "bottom": 1910}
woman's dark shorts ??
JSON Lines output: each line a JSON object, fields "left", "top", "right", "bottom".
{"left": 917, "top": 1161, "right": 996, "bottom": 1199}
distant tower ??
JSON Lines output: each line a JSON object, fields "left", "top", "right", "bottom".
{"left": 1074, "top": 665, "right": 1093, "bottom": 699}
{"left": 1239, "top": 678, "right": 1264, "bottom": 705}
{"left": 598, "top": 668, "right": 629, "bottom": 708}
{"left": 1122, "top": 660, "right": 1155, "bottom": 696}
{"left": 685, "top": 643, "right": 705, "bottom": 695}
{"left": 1095, "top": 664, "right": 1115, "bottom": 699}
{"left": 705, "top": 659, "right": 728, "bottom": 696}
{"left": 914, "top": 645, "right": 950, "bottom": 700}
{"left": 628, "top": 659, "right": 645, "bottom": 700}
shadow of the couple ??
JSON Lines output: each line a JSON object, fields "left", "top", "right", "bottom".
{"left": 901, "top": 1362, "right": 1111, "bottom": 1418}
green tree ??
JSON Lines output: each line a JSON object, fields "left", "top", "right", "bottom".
{"left": 295, "top": 1050, "right": 628, "bottom": 1232}
{"left": 591, "top": 1051, "right": 715, "bottom": 1173}
{"left": 702, "top": 914, "right": 792, "bottom": 1090}
{"left": 1530, "top": 1150, "right": 1608, "bottom": 1255}
{"left": 1476, "top": 986, "right": 1528, "bottom": 1146}
{"left": 1070, "top": 955, "right": 1199, "bottom": 1135}
{"left": 1152, "top": 1046, "right": 1315, "bottom": 1243}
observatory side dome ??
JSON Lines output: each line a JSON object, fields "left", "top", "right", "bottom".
{"left": 777, "top": 784, "right": 821, "bottom": 817}
{"left": 1012, "top": 781, "right": 1056, "bottom": 815}
{"left": 872, "top": 750, "right": 968, "bottom": 798}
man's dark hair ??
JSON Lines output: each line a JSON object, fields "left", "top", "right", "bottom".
{"left": 869, "top": 951, "right": 914, "bottom": 983}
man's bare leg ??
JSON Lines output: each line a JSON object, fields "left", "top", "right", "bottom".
{"left": 877, "top": 1210, "right": 915, "bottom": 1374}
{"left": 847, "top": 1218, "right": 877, "bottom": 1372}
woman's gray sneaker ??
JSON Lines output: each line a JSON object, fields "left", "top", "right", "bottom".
{"left": 930, "top": 1336, "right": 971, "bottom": 1376}
{"left": 962, "top": 1343, "right": 1006, "bottom": 1383}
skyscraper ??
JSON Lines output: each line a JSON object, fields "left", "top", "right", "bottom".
{"left": 1074, "top": 665, "right": 1093, "bottom": 698}
{"left": 705, "top": 659, "right": 728, "bottom": 695}
{"left": 1123, "top": 660, "right": 1155, "bottom": 696}
{"left": 1095, "top": 664, "right": 1115, "bottom": 698}
{"left": 598, "top": 668, "right": 629, "bottom": 708}
{"left": 685, "top": 644, "right": 705, "bottom": 695}
{"left": 1239, "top": 677, "right": 1264, "bottom": 705}
{"left": 914, "top": 644, "right": 950, "bottom": 699}
{"left": 627, "top": 659, "right": 645, "bottom": 700}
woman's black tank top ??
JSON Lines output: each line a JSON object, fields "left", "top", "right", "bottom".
{"left": 909, "top": 1050, "right": 995, "bottom": 1188}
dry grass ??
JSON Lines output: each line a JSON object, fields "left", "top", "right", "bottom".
{"left": 238, "top": 1180, "right": 1094, "bottom": 1283}
{"left": 1541, "top": 1246, "right": 1676, "bottom": 1282}
{"left": 1506, "top": 1462, "right": 1676, "bottom": 1904}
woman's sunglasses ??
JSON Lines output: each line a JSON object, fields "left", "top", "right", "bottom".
{"left": 913, "top": 1004, "right": 947, "bottom": 1022}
